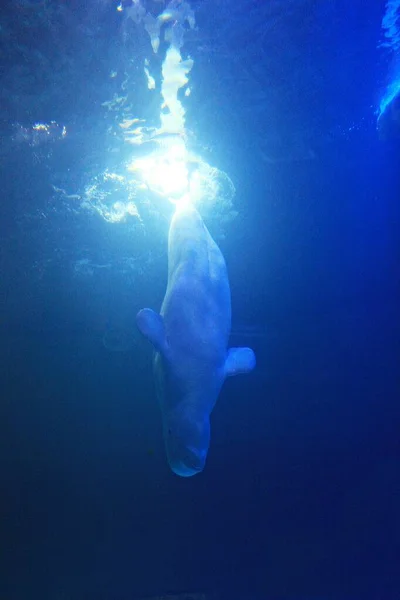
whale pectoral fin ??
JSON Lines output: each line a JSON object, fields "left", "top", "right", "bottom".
{"left": 225, "top": 347, "right": 256, "bottom": 377}
{"left": 136, "top": 308, "right": 168, "bottom": 355}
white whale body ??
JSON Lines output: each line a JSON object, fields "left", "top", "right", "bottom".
{"left": 136, "top": 204, "right": 256, "bottom": 476}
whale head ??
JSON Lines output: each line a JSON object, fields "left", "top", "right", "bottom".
{"left": 163, "top": 406, "right": 210, "bottom": 477}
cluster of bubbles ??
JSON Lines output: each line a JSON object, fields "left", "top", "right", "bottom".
{"left": 72, "top": 253, "right": 154, "bottom": 281}
{"left": 82, "top": 170, "right": 143, "bottom": 224}
{"left": 80, "top": 162, "right": 237, "bottom": 235}
{"left": 12, "top": 121, "right": 67, "bottom": 147}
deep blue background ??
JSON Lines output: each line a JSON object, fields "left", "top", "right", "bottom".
{"left": 0, "top": 1, "right": 399, "bottom": 598}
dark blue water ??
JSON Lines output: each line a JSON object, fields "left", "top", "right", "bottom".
{"left": 1, "top": 1, "right": 399, "bottom": 598}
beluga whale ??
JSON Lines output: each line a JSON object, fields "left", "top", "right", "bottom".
{"left": 136, "top": 203, "right": 256, "bottom": 477}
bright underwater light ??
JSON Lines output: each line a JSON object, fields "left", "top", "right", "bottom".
{"left": 130, "top": 139, "right": 189, "bottom": 202}
{"left": 82, "top": 0, "right": 235, "bottom": 226}
{"left": 128, "top": 136, "right": 205, "bottom": 210}
{"left": 120, "top": 1, "right": 210, "bottom": 213}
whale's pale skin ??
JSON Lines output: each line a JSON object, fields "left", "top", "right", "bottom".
{"left": 136, "top": 204, "right": 256, "bottom": 476}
